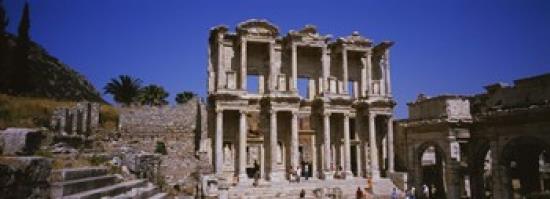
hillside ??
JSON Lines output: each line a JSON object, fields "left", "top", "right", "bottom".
{"left": 0, "top": 33, "right": 104, "bottom": 102}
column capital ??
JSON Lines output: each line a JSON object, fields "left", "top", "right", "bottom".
{"left": 323, "top": 111, "right": 331, "bottom": 117}
{"left": 215, "top": 108, "right": 224, "bottom": 114}
{"left": 239, "top": 109, "right": 247, "bottom": 115}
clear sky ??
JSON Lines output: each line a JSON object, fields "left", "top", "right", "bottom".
{"left": 4, "top": 0, "right": 550, "bottom": 118}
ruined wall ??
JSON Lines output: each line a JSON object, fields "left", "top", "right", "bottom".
{"left": 408, "top": 95, "right": 471, "bottom": 121}
{"left": 117, "top": 98, "right": 209, "bottom": 188}
{"left": 472, "top": 73, "right": 550, "bottom": 113}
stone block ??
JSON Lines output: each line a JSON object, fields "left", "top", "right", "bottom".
{"left": 0, "top": 128, "right": 44, "bottom": 156}
{"left": 0, "top": 156, "right": 52, "bottom": 199}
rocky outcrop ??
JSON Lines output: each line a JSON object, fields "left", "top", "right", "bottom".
{"left": 0, "top": 156, "right": 52, "bottom": 199}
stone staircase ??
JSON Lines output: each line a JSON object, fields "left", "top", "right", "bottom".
{"left": 51, "top": 167, "right": 169, "bottom": 199}
{"left": 227, "top": 177, "right": 400, "bottom": 199}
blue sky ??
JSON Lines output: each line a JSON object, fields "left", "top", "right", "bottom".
{"left": 4, "top": 0, "right": 550, "bottom": 118}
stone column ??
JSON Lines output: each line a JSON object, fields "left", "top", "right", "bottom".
{"left": 366, "top": 51, "right": 373, "bottom": 96}
{"left": 291, "top": 44, "right": 298, "bottom": 91}
{"left": 323, "top": 112, "right": 332, "bottom": 178}
{"left": 268, "top": 41, "right": 276, "bottom": 92}
{"left": 343, "top": 113, "right": 353, "bottom": 177}
{"left": 268, "top": 110, "right": 283, "bottom": 181}
{"left": 238, "top": 110, "right": 247, "bottom": 180}
{"left": 215, "top": 109, "right": 224, "bottom": 174}
{"left": 360, "top": 55, "right": 367, "bottom": 98}
{"left": 369, "top": 113, "right": 380, "bottom": 179}
{"left": 321, "top": 46, "right": 329, "bottom": 94}
{"left": 291, "top": 111, "right": 299, "bottom": 168}
{"left": 387, "top": 116, "right": 395, "bottom": 172}
{"left": 385, "top": 50, "right": 392, "bottom": 96}
{"left": 379, "top": 55, "right": 386, "bottom": 96}
{"left": 342, "top": 49, "right": 349, "bottom": 94}
{"left": 217, "top": 36, "right": 225, "bottom": 89}
{"left": 240, "top": 38, "right": 247, "bottom": 90}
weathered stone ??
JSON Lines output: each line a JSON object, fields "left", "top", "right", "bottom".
{"left": 0, "top": 128, "right": 44, "bottom": 156}
{"left": 0, "top": 156, "right": 52, "bottom": 199}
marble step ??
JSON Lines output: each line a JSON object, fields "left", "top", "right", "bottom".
{"left": 105, "top": 183, "right": 159, "bottom": 199}
{"left": 63, "top": 179, "right": 147, "bottom": 199}
{"left": 149, "top": 193, "right": 168, "bottom": 199}
{"left": 52, "top": 175, "right": 118, "bottom": 197}
{"left": 52, "top": 167, "right": 108, "bottom": 182}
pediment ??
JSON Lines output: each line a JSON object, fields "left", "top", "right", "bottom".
{"left": 237, "top": 19, "right": 279, "bottom": 37}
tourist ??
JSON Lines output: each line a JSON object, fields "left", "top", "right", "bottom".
{"left": 422, "top": 184, "right": 429, "bottom": 199}
{"left": 299, "top": 189, "right": 306, "bottom": 198}
{"left": 296, "top": 166, "right": 302, "bottom": 183}
{"left": 304, "top": 163, "right": 310, "bottom": 180}
{"left": 391, "top": 187, "right": 398, "bottom": 199}
{"left": 356, "top": 187, "right": 364, "bottom": 199}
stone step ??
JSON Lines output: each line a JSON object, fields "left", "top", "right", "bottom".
{"left": 105, "top": 183, "right": 159, "bottom": 199}
{"left": 52, "top": 167, "right": 109, "bottom": 182}
{"left": 149, "top": 193, "right": 168, "bottom": 199}
{"left": 52, "top": 175, "right": 118, "bottom": 197}
{"left": 63, "top": 179, "right": 147, "bottom": 199}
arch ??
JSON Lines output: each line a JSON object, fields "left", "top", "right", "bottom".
{"left": 469, "top": 138, "right": 492, "bottom": 199}
{"left": 415, "top": 141, "right": 447, "bottom": 199}
{"left": 499, "top": 136, "right": 550, "bottom": 197}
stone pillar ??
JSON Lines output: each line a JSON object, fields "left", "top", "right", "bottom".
{"left": 379, "top": 55, "right": 386, "bottom": 96}
{"left": 215, "top": 109, "right": 224, "bottom": 174}
{"left": 369, "top": 113, "right": 380, "bottom": 179}
{"left": 267, "top": 110, "right": 284, "bottom": 181}
{"left": 217, "top": 36, "right": 225, "bottom": 89}
{"left": 360, "top": 55, "right": 367, "bottom": 98}
{"left": 385, "top": 50, "right": 392, "bottom": 96}
{"left": 291, "top": 111, "right": 299, "bottom": 168}
{"left": 366, "top": 51, "right": 373, "bottom": 96}
{"left": 322, "top": 47, "right": 329, "bottom": 94}
{"left": 323, "top": 112, "right": 332, "bottom": 178}
{"left": 387, "top": 116, "right": 395, "bottom": 172}
{"left": 342, "top": 49, "right": 349, "bottom": 94}
{"left": 343, "top": 113, "right": 352, "bottom": 178}
{"left": 238, "top": 110, "right": 247, "bottom": 180}
{"left": 268, "top": 41, "right": 276, "bottom": 92}
{"left": 291, "top": 44, "right": 298, "bottom": 91}
{"left": 240, "top": 38, "right": 247, "bottom": 90}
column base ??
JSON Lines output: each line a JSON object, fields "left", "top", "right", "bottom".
{"left": 343, "top": 171, "right": 354, "bottom": 179}
{"left": 267, "top": 171, "right": 286, "bottom": 182}
{"left": 321, "top": 171, "right": 334, "bottom": 180}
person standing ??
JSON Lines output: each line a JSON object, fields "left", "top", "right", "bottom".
{"left": 304, "top": 163, "right": 310, "bottom": 180}
{"left": 391, "top": 187, "right": 398, "bottom": 199}
{"left": 356, "top": 187, "right": 364, "bottom": 199}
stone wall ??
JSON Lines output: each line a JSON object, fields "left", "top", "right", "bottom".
{"left": 50, "top": 101, "right": 100, "bottom": 136}
{"left": 117, "top": 98, "right": 209, "bottom": 191}
{"left": 408, "top": 95, "right": 471, "bottom": 121}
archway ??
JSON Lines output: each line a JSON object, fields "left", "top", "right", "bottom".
{"left": 417, "top": 142, "right": 447, "bottom": 199}
{"left": 469, "top": 139, "right": 492, "bottom": 199}
{"left": 501, "top": 136, "right": 550, "bottom": 198}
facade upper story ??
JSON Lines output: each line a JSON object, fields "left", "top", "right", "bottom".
{"left": 207, "top": 19, "right": 394, "bottom": 102}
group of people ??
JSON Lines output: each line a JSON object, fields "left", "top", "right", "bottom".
{"left": 288, "top": 163, "right": 311, "bottom": 183}
{"left": 404, "top": 184, "right": 433, "bottom": 199}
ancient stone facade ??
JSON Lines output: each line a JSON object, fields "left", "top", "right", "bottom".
{"left": 50, "top": 101, "right": 100, "bottom": 136}
{"left": 207, "top": 19, "right": 396, "bottom": 185}
{"left": 395, "top": 73, "right": 550, "bottom": 199}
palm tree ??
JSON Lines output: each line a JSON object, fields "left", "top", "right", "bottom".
{"left": 175, "top": 91, "right": 196, "bottom": 104}
{"left": 103, "top": 75, "right": 142, "bottom": 106}
{"left": 139, "top": 84, "right": 169, "bottom": 106}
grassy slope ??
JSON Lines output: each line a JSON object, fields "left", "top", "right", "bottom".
{"left": 0, "top": 94, "right": 118, "bottom": 130}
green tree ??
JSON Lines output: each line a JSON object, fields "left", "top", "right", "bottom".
{"left": 103, "top": 75, "right": 142, "bottom": 106}
{"left": 0, "top": 0, "right": 10, "bottom": 92}
{"left": 138, "top": 84, "right": 169, "bottom": 106}
{"left": 0, "top": 0, "right": 8, "bottom": 34}
{"left": 11, "top": 2, "right": 32, "bottom": 94}
{"left": 175, "top": 91, "right": 196, "bottom": 104}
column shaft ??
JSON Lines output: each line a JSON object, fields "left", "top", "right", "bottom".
{"left": 369, "top": 113, "right": 380, "bottom": 179}
{"left": 269, "top": 110, "right": 278, "bottom": 180}
{"left": 323, "top": 113, "right": 331, "bottom": 174}
{"left": 387, "top": 116, "right": 395, "bottom": 172}
{"left": 215, "top": 110, "right": 224, "bottom": 174}
{"left": 291, "top": 112, "right": 299, "bottom": 168}
{"left": 366, "top": 52, "right": 373, "bottom": 96}
{"left": 360, "top": 56, "right": 367, "bottom": 97}
{"left": 385, "top": 50, "right": 392, "bottom": 96}
{"left": 343, "top": 114, "right": 352, "bottom": 176}
{"left": 322, "top": 47, "right": 329, "bottom": 94}
{"left": 342, "top": 49, "right": 349, "bottom": 94}
{"left": 238, "top": 111, "right": 247, "bottom": 178}
{"left": 291, "top": 44, "right": 298, "bottom": 91}
{"left": 240, "top": 39, "right": 247, "bottom": 90}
